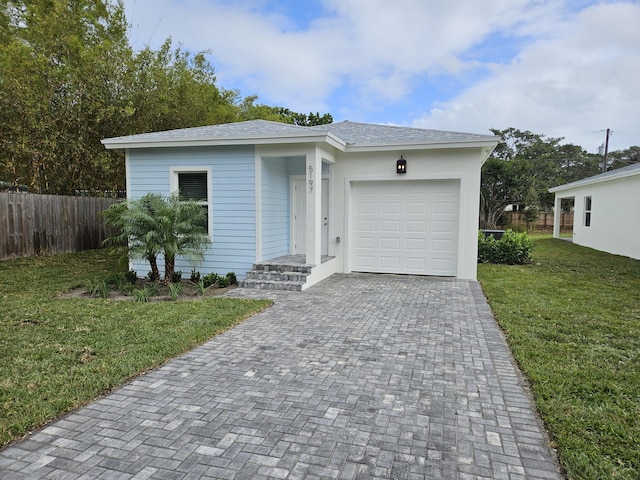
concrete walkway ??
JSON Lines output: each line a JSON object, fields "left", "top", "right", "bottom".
{"left": 0, "top": 274, "right": 562, "bottom": 479}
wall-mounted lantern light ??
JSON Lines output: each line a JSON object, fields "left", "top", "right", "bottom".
{"left": 396, "top": 156, "right": 407, "bottom": 174}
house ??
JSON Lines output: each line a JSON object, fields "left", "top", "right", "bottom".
{"left": 549, "top": 162, "right": 640, "bottom": 260}
{"left": 102, "top": 120, "right": 499, "bottom": 290}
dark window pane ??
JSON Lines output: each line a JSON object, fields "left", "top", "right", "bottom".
{"left": 178, "top": 172, "right": 208, "bottom": 201}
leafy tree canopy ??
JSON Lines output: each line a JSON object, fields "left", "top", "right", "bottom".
{"left": 607, "top": 146, "right": 640, "bottom": 170}
{"left": 0, "top": 0, "right": 333, "bottom": 195}
{"left": 480, "top": 128, "right": 607, "bottom": 229}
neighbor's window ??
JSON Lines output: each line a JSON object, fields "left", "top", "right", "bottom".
{"left": 173, "top": 169, "right": 211, "bottom": 234}
{"left": 584, "top": 196, "right": 592, "bottom": 227}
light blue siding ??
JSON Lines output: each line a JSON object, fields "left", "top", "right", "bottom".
{"left": 127, "top": 146, "right": 256, "bottom": 279}
{"left": 261, "top": 158, "right": 290, "bottom": 259}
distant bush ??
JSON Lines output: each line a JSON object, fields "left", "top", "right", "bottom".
{"left": 478, "top": 230, "right": 534, "bottom": 265}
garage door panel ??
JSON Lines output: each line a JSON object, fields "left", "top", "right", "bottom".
{"left": 381, "top": 238, "right": 401, "bottom": 250}
{"left": 355, "top": 238, "right": 375, "bottom": 250}
{"left": 406, "top": 220, "right": 427, "bottom": 233}
{"left": 431, "top": 259, "right": 454, "bottom": 275}
{"left": 405, "top": 238, "right": 426, "bottom": 251}
{"left": 380, "top": 201, "right": 401, "bottom": 215}
{"left": 357, "top": 201, "right": 376, "bottom": 214}
{"left": 431, "top": 220, "right": 454, "bottom": 234}
{"left": 356, "top": 219, "right": 375, "bottom": 232}
{"left": 404, "top": 257, "right": 426, "bottom": 270}
{"left": 354, "top": 255, "right": 375, "bottom": 269}
{"left": 379, "top": 256, "right": 401, "bottom": 269}
{"left": 380, "top": 220, "right": 401, "bottom": 233}
{"left": 351, "top": 180, "right": 459, "bottom": 276}
{"left": 407, "top": 202, "right": 427, "bottom": 214}
{"left": 433, "top": 202, "right": 455, "bottom": 215}
{"left": 432, "top": 238, "right": 454, "bottom": 251}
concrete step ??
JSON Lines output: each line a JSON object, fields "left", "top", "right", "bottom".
{"left": 240, "top": 258, "right": 317, "bottom": 291}
{"left": 251, "top": 263, "right": 313, "bottom": 274}
{"left": 244, "top": 270, "right": 309, "bottom": 282}
{"left": 240, "top": 279, "right": 305, "bottom": 291}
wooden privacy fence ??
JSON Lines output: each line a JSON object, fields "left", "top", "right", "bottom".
{"left": 0, "top": 193, "right": 119, "bottom": 260}
{"left": 506, "top": 211, "right": 574, "bottom": 230}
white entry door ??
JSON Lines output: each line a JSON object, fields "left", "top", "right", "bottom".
{"left": 351, "top": 180, "right": 459, "bottom": 276}
{"left": 293, "top": 178, "right": 329, "bottom": 255}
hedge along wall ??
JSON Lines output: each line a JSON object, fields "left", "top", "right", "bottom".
{"left": 0, "top": 193, "right": 119, "bottom": 260}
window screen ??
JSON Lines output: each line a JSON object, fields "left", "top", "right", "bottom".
{"left": 178, "top": 172, "right": 208, "bottom": 201}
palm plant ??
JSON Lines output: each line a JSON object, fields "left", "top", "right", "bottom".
{"left": 103, "top": 193, "right": 210, "bottom": 282}
{"left": 155, "top": 193, "right": 210, "bottom": 281}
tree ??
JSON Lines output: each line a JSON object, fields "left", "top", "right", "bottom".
{"left": 480, "top": 128, "right": 601, "bottom": 229}
{"left": 233, "top": 99, "right": 334, "bottom": 126}
{"left": 275, "top": 108, "right": 334, "bottom": 126}
{"left": 103, "top": 193, "right": 210, "bottom": 282}
{"left": 153, "top": 193, "right": 210, "bottom": 281}
{"left": 0, "top": 0, "right": 131, "bottom": 194}
{"left": 0, "top": 0, "right": 334, "bottom": 195}
{"left": 607, "top": 146, "right": 640, "bottom": 170}
{"left": 480, "top": 156, "right": 527, "bottom": 229}
{"left": 102, "top": 195, "right": 164, "bottom": 281}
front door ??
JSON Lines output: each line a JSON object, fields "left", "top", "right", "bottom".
{"left": 293, "top": 178, "right": 329, "bottom": 255}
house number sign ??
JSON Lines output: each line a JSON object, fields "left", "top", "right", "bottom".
{"left": 308, "top": 165, "right": 314, "bottom": 193}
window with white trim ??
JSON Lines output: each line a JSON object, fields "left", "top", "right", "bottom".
{"left": 584, "top": 196, "right": 592, "bottom": 227}
{"left": 171, "top": 168, "right": 211, "bottom": 235}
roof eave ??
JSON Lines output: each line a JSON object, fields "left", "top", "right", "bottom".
{"left": 549, "top": 167, "right": 640, "bottom": 193}
{"left": 342, "top": 137, "right": 500, "bottom": 153}
{"left": 102, "top": 132, "right": 346, "bottom": 150}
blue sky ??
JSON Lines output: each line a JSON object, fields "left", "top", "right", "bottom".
{"left": 123, "top": 0, "right": 640, "bottom": 151}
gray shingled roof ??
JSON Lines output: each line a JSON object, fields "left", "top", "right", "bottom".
{"left": 314, "top": 121, "right": 494, "bottom": 145}
{"left": 102, "top": 119, "right": 497, "bottom": 148}
{"left": 104, "top": 119, "right": 313, "bottom": 143}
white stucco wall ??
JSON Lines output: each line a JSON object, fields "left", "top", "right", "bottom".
{"left": 330, "top": 148, "right": 483, "bottom": 280}
{"left": 554, "top": 174, "right": 640, "bottom": 260}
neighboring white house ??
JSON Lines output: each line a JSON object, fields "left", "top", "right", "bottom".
{"left": 102, "top": 120, "right": 498, "bottom": 289}
{"left": 549, "top": 162, "right": 640, "bottom": 260}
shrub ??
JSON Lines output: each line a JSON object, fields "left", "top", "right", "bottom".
{"left": 478, "top": 229, "right": 534, "bottom": 265}
{"left": 190, "top": 269, "right": 201, "bottom": 283}
{"left": 202, "top": 272, "right": 220, "bottom": 288}
{"left": 201, "top": 272, "right": 236, "bottom": 288}
{"left": 124, "top": 269, "right": 137, "bottom": 284}
{"left": 170, "top": 271, "right": 182, "bottom": 284}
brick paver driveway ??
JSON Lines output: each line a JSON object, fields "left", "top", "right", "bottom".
{"left": 0, "top": 274, "right": 562, "bottom": 479}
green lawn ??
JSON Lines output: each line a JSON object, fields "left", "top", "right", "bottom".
{"left": 0, "top": 249, "right": 271, "bottom": 447}
{"left": 478, "top": 237, "right": 640, "bottom": 480}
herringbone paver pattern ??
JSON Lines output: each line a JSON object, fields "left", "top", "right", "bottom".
{"left": 0, "top": 274, "right": 561, "bottom": 479}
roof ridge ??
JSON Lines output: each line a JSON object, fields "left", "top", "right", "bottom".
{"left": 314, "top": 120, "right": 493, "bottom": 138}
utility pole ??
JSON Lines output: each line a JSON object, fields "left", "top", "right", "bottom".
{"left": 602, "top": 128, "right": 610, "bottom": 173}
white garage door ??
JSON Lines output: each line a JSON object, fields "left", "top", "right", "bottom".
{"left": 351, "top": 180, "right": 460, "bottom": 276}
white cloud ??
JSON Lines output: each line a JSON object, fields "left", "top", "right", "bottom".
{"left": 123, "top": 0, "right": 640, "bottom": 150}
{"left": 413, "top": 2, "right": 640, "bottom": 151}
{"left": 124, "top": 0, "right": 535, "bottom": 107}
